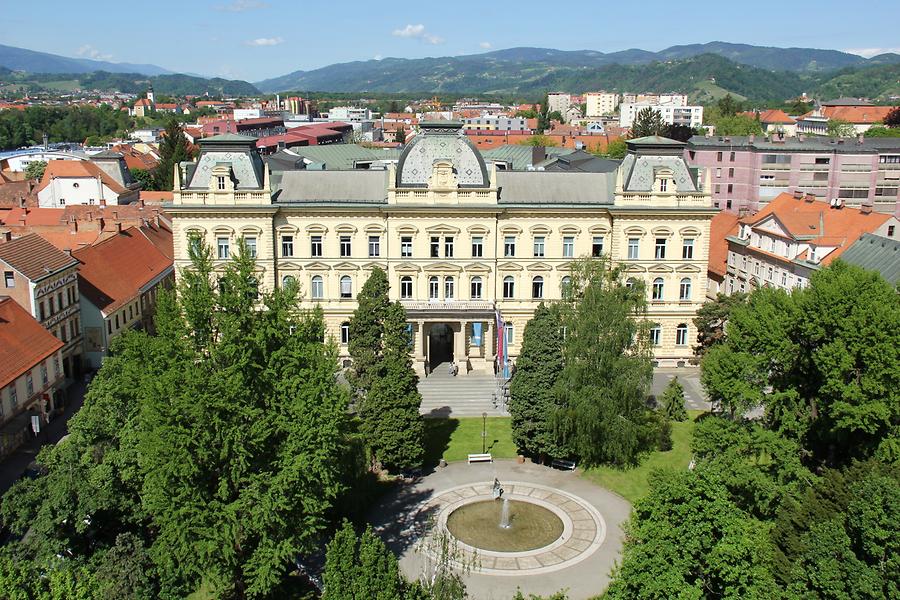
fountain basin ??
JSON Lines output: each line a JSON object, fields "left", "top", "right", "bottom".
{"left": 446, "top": 499, "right": 564, "bottom": 552}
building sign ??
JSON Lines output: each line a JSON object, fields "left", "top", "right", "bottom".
{"left": 35, "top": 272, "right": 76, "bottom": 297}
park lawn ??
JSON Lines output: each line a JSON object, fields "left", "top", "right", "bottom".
{"left": 581, "top": 410, "right": 702, "bottom": 504}
{"left": 424, "top": 417, "right": 518, "bottom": 467}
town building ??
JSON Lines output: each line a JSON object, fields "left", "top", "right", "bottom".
{"left": 73, "top": 223, "right": 174, "bottom": 369}
{"left": 619, "top": 102, "right": 703, "bottom": 129}
{"left": 325, "top": 107, "right": 372, "bottom": 122}
{"left": 461, "top": 116, "right": 530, "bottom": 132}
{"left": 36, "top": 158, "right": 140, "bottom": 207}
{"left": 585, "top": 92, "right": 620, "bottom": 117}
{"left": 167, "top": 128, "right": 715, "bottom": 370}
{"left": 721, "top": 191, "right": 898, "bottom": 295}
{"left": 0, "top": 297, "right": 65, "bottom": 458}
{"left": 0, "top": 148, "right": 88, "bottom": 174}
{"left": 547, "top": 93, "right": 571, "bottom": 116}
{"left": 0, "top": 233, "right": 84, "bottom": 380}
{"left": 741, "top": 109, "right": 798, "bottom": 136}
{"left": 622, "top": 93, "right": 688, "bottom": 106}
{"left": 796, "top": 102, "right": 896, "bottom": 135}
{"left": 686, "top": 134, "right": 900, "bottom": 216}
{"left": 839, "top": 233, "right": 900, "bottom": 285}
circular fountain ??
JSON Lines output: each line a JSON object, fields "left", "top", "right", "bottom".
{"left": 445, "top": 497, "right": 564, "bottom": 552}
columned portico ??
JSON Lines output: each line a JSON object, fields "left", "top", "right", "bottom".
{"left": 403, "top": 301, "right": 495, "bottom": 377}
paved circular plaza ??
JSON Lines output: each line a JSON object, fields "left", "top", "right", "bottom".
{"left": 369, "top": 460, "right": 632, "bottom": 600}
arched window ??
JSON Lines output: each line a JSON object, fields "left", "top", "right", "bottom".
{"left": 503, "top": 276, "right": 515, "bottom": 299}
{"left": 444, "top": 276, "right": 454, "bottom": 299}
{"left": 340, "top": 276, "right": 352, "bottom": 299}
{"left": 532, "top": 276, "right": 544, "bottom": 299}
{"left": 400, "top": 276, "right": 413, "bottom": 299}
{"left": 679, "top": 278, "right": 692, "bottom": 301}
{"left": 282, "top": 275, "right": 297, "bottom": 291}
{"left": 340, "top": 322, "right": 350, "bottom": 345}
{"left": 560, "top": 276, "right": 571, "bottom": 296}
{"left": 652, "top": 277, "right": 664, "bottom": 301}
{"left": 428, "top": 276, "right": 439, "bottom": 300}
{"left": 675, "top": 323, "right": 688, "bottom": 346}
{"left": 625, "top": 277, "right": 637, "bottom": 289}
{"left": 311, "top": 275, "right": 324, "bottom": 299}
{"left": 470, "top": 276, "right": 483, "bottom": 299}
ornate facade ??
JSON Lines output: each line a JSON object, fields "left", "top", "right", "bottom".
{"left": 168, "top": 126, "right": 715, "bottom": 373}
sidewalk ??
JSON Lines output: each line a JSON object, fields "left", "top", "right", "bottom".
{"left": 0, "top": 380, "right": 87, "bottom": 495}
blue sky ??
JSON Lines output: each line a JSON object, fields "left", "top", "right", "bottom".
{"left": 2, "top": 0, "right": 898, "bottom": 81}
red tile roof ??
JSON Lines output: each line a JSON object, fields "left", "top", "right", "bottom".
{"left": 821, "top": 105, "right": 896, "bottom": 124}
{"left": 0, "top": 233, "right": 78, "bottom": 281}
{"left": 0, "top": 297, "right": 63, "bottom": 388}
{"left": 37, "top": 160, "right": 127, "bottom": 195}
{"left": 708, "top": 211, "right": 740, "bottom": 277}
{"left": 743, "top": 109, "right": 796, "bottom": 124}
{"left": 741, "top": 192, "right": 893, "bottom": 264}
{"left": 73, "top": 225, "right": 173, "bottom": 315}
{"left": 110, "top": 144, "right": 159, "bottom": 171}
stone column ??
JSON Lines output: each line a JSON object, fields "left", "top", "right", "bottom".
{"left": 422, "top": 322, "right": 431, "bottom": 375}
{"left": 415, "top": 320, "right": 426, "bottom": 375}
{"left": 453, "top": 322, "right": 465, "bottom": 375}
{"left": 484, "top": 319, "right": 494, "bottom": 374}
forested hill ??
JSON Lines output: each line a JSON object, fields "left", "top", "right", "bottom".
{"left": 256, "top": 53, "right": 899, "bottom": 103}
{"left": 0, "top": 70, "right": 260, "bottom": 97}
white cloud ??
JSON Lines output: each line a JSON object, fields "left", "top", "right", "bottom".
{"left": 76, "top": 44, "right": 113, "bottom": 61}
{"left": 479, "top": 42, "right": 492, "bottom": 49}
{"left": 217, "top": 0, "right": 268, "bottom": 11}
{"left": 392, "top": 23, "right": 443, "bottom": 45}
{"left": 245, "top": 37, "right": 284, "bottom": 47}
{"left": 844, "top": 47, "right": 900, "bottom": 58}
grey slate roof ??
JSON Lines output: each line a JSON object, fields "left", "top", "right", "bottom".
{"left": 543, "top": 150, "right": 620, "bottom": 173}
{"left": 274, "top": 170, "right": 389, "bottom": 204}
{"left": 688, "top": 135, "right": 900, "bottom": 153}
{"left": 481, "top": 145, "right": 574, "bottom": 170}
{"left": 496, "top": 171, "right": 615, "bottom": 205}
{"left": 267, "top": 145, "right": 401, "bottom": 171}
{"left": 839, "top": 233, "right": 900, "bottom": 285}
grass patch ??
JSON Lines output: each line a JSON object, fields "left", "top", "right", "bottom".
{"left": 581, "top": 410, "right": 702, "bottom": 504}
{"left": 424, "top": 417, "right": 517, "bottom": 467}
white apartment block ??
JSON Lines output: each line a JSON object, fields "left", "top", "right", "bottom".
{"left": 619, "top": 102, "right": 704, "bottom": 129}
{"left": 585, "top": 92, "right": 620, "bottom": 117}
{"left": 622, "top": 93, "right": 688, "bottom": 106}
{"left": 325, "top": 107, "right": 372, "bottom": 122}
{"left": 547, "top": 93, "right": 571, "bottom": 116}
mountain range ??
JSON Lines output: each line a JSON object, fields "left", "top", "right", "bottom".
{"left": 0, "top": 43, "right": 175, "bottom": 76}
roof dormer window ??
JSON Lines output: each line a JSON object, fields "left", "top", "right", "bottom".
{"left": 217, "top": 176, "right": 226, "bottom": 190}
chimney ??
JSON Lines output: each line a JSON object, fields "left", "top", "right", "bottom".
{"left": 860, "top": 204, "right": 873, "bottom": 215}
{"left": 793, "top": 190, "right": 803, "bottom": 199}
{"left": 70, "top": 218, "right": 78, "bottom": 233}
{"left": 18, "top": 197, "right": 26, "bottom": 208}
{"left": 139, "top": 198, "right": 145, "bottom": 208}
{"left": 154, "top": 214, "right": 160, "bottom": 228}
{"left": 3, "top": 231, "right": 11, "bottom": 242}
{"left": 748, "top": 133, "right": 755, "bottom": 143}
{"left": 857, "top": 133, "right": 865, "bottom": 145}
{"left": 532, "top": 145, "right": 546, "bottom": 166}
{"left": 113, "top": 211, "right": 118, "bottom": 220}
{"left": 116, "top": 223, "right": 122, "bottom": 234}
{"left": 805, "top": 193, "right": 816, "bottom": 203}
{"left": 99, "top": 217, "right": 105, "bottom": 230}
{"left": 99, "top": 198, "right": 107, "bottom": 207}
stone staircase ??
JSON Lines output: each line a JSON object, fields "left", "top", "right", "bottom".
{"left": 418, "top": 368, "right": 509, "bottom": 418}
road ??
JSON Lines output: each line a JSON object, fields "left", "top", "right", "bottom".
{"left": 652, "top": 367, "right": 710, "bottom": 411}
{"left": 0, "top": 380, "right": 86, "bottom": 495}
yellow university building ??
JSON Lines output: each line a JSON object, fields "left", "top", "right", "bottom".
{"left": 168, "top": 123, "right": 714, "bottom": 374}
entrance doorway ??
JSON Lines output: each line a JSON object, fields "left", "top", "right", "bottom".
{"left": 428, "top": 323, "right": 454, "bottom": 370}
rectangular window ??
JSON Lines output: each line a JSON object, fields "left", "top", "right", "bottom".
{"left": 340, "top": 235, "right": 351, "bottom": 257}
{"left": 728, "top": 167, "right": 734, "bottom": 177}
{"left": 716, "top": 151, "right": 723, "bottom": 162}
{"left": 40, "top": 364, "right": 48, "bottom": 385}
{"left": 676, "top": 326, "right": 688, "bottom": 346}
{"left": 628, "top": 238, "right": 639, "bottom": 260}
{"left": 401, "top": 236, "right": 413, "bottom": 257}
{"left": 563, "top": 236, "right": 574, "bottom": 258}
{"left": 592, "top": 236, "right": 604, "bottom": 257}
{"left": 368, "top": 235, "right": 380, "bottom": 258}
{"left": 682, "top": 239, "right": 694, "bottom": 260}
{"left": 340, "top": 323, "right": 350, "bottom": 345}
{"left": 471, "top": 236, "right": 483, "bottom": 258}
{"left": 25, "top": 373, "right": 33, "bottom": 397}
{"left": 815, "top": 157, "right": 830, "bottom": 165}
{"left": 729, "top": 151, "right": 735, "bottom": 162}
{"left": 281, "top": 235, "right": 294, "bottom": 257}
{"left": 3, "top": 271, "right": 13, "bottom": 288}
{"left": 533, "top": 236, "right": 545, "bottom": 258}
{"left": 727, "top": 184, "right": 733, "bottom": 194}
{"left": 311, "top": 235, "right": 323, "bottom": 257}
{"left": 430, "top": 236, "right": 440, "bottom": 258}
{"left": 8, "top": 383, "right": 17, "bottom": 408}
{"left": 654, "top": 238, "right": 667, "bottom": 260}
{"left": 444, "top": 277, "right": 454, "bottom": 299}
{"left": 504, "top": 236, "right": 516, "bottom": 257}
{"left": 716, "top": 168, "right": 722, "bottom": 178}
{"left": 444, "top": 236, "right": 454, "bottom": 258}
{"left": 470, "top": 277, "right": 482, "bottom": 299}
{"left": 504, "top": 323, "right": 514, "bottom": 345}
{"left": 217, "top": 176, "right": 226, "bottom": 190}
{"left": 39, "top": 301, "right": 45, "bottom": 321}
{"left": 660, "top": 178, "right": 667, "bottom": 192}
{"left": 649, "top": 326, "right": 661, "bottom": 346}
{"left": 217, "top": 237, "right": 230, "bottom": 259}
{"left": 107, "top": 320, "right": 111, "bottom": 335}
{"left": 762, "top": 154, "right": 791, "bottom": 164}
{"left": 781, "top": 271, "right": 788, "bottom": 286}
{"left": 714, "top": 184, "right": 721, "bottom": 194}
{"left": 70, "top": 319, "right": 77, "bottom": 339}
{"left": 244, "top": 236, "right": 257, "bottom": 258}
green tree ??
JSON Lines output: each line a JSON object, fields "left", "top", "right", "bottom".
{"left": 660, "top": 377, "right": 688, "bottom": 422}
{"left": 554, "top": 257, "right": 655, "bottom": 466}
{"left": 884, "top": 106, "right": 900, "bottom": 128}
{"left": 322, "top": 521, "right": 407, "bottom": 600}
{"left": 547, "top": 110, "right": 563, "bottom": 123}
{"left": 717, "top": 93, "right": 741, "bottom": 117}
{"left": 826, "top": 118, "right": 856, "bottom": 137}
{"left": 602, "top": 138, "right": 627, "bottom": 159}
{"left": 862, "top": 126, "right": 900, "bottom": 137}
{"left": 23, "top": 159, "right": 46, "bottom": 180}
{"left": 348, "top": 267, "right": 391, "bottom": 397}
{"left": 715, "top": 115, "right": 764, "bottom": 136}
{"left": 693, "top": 292, "right": 748, "bottom": 357}
{"left": 152, "top": 119, "right": 191, "bottom": 191}
{"left": 663, "top": 123, "right": 696, "bottom": 142}
{"left": 395, "top": 126, "right": 406, "bottom": 144}
{"left": 509, "top": 303, "right": 565, "bottom": 459}
{"left": 360, "top": 302, "right": 425, "bottom": 472}
{"left": 129, "top": 167, "right": 157, "bottom": 191}
{"left": 520, "top": 134, "right": 558, "bottom": 147}
{"left": 630, "top": 107, "right": 665, "bottom": 137}
{"left": 605, "top": 470, "right": 778, "bottom": 600}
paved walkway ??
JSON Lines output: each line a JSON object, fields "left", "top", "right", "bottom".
{"left": 369, "top": 460, "right": 631, "bottom": 600}
{"left": 0, "top": 380, "right": 86, "bottom": 495}
{"left": 652, "top": 367, "right": 710, "bottom": 411}
{"left": 419, "top": 369, "right": 509, "bottom": 418}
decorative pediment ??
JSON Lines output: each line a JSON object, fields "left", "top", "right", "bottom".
{"left": 466, "top": 224, "right": 490, "bottom": 234}
{"left": 558, "top": 225, "right": 582, "bottom": 235}
{"left": 364, "top": 223, "right": 386, "bottom": 234}
{"left": 675, "top": 264, "right": 702, "bottom": 273}
{"left": 557, "top": 262, "right": 575, "bottom": 272}
{"left": 424, "top": 224, "right": 461, "bottom": 235}
{"left": 278, "top": 261, "right": 303, "bottom": 270}
{"left": 335, "top": 223, "right": 358, "bottom": 234}
{"left": 425, "top": 262, "right": 462, "bottom": 273}
{"left": 303, "top": 261, "right": 332, "bottom": 271}
{"left": 333, "top": 262, "right": 360, "bottom": 271}
{"left": 276, "top": 224, "right": 299, "bottom": 234}
{"left": 240, "top": 225, "right": 263, "bottom": 235}
{"left": 185, "top": 226, "right": 207, "bottom": 235}
{"left": 679, "top": 226, "right": 702, "bottom": 237}
{"left": 305, "top": 224, "right": 328, "bottom": 234}
{"left": 529, "top": 224, "right": 551, "bottom": 234}
{"left": 623, "top": 264, "right": 647, "bottom": 273}
{"left": 464, "top": 263, "right": 492, "bottom": 273}
{"left": 212, "top": 225, "right": 235, "bottom": 235}
{"left": 651, "top": 226, "right": 674, "bottom": 237}
{"left": 648, "top": 264, "right": 675, "bottom": 273}
{"left": 360, "top": 262, "right": 386, "bottom": 271}
{"left": 499, "top": 224, "right": 523, "bottom": 234}
{"left": 394, "top": 262, "right": 421, "bottom": 273}
{"left": 526, "top": 262, "right": 553, "bottom": 272}
{"left": 624, "top": 226, "right": 647, "bottom": 236}
{"left": 396, "top": 224, "right": 419, "bottom": 234}
{"left": 497, "top": 262, "right": 524, "bottom": 272}
{"left": 588, "top": 224, "right": 610, "bottom": 234}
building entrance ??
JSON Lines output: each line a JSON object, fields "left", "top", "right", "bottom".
{"left": 428, "top": 323, "right": 454, "bottom": 370}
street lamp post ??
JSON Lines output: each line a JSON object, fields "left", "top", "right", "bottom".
{"left": 482, "top": 411, "right": 487, "bottom": 454}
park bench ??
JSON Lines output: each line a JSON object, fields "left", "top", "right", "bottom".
{"left": 467, "top": 453, "right": 493, "bottom": 464}
{"left": 551, "top": 458, "right": 577, "bottom": 471}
